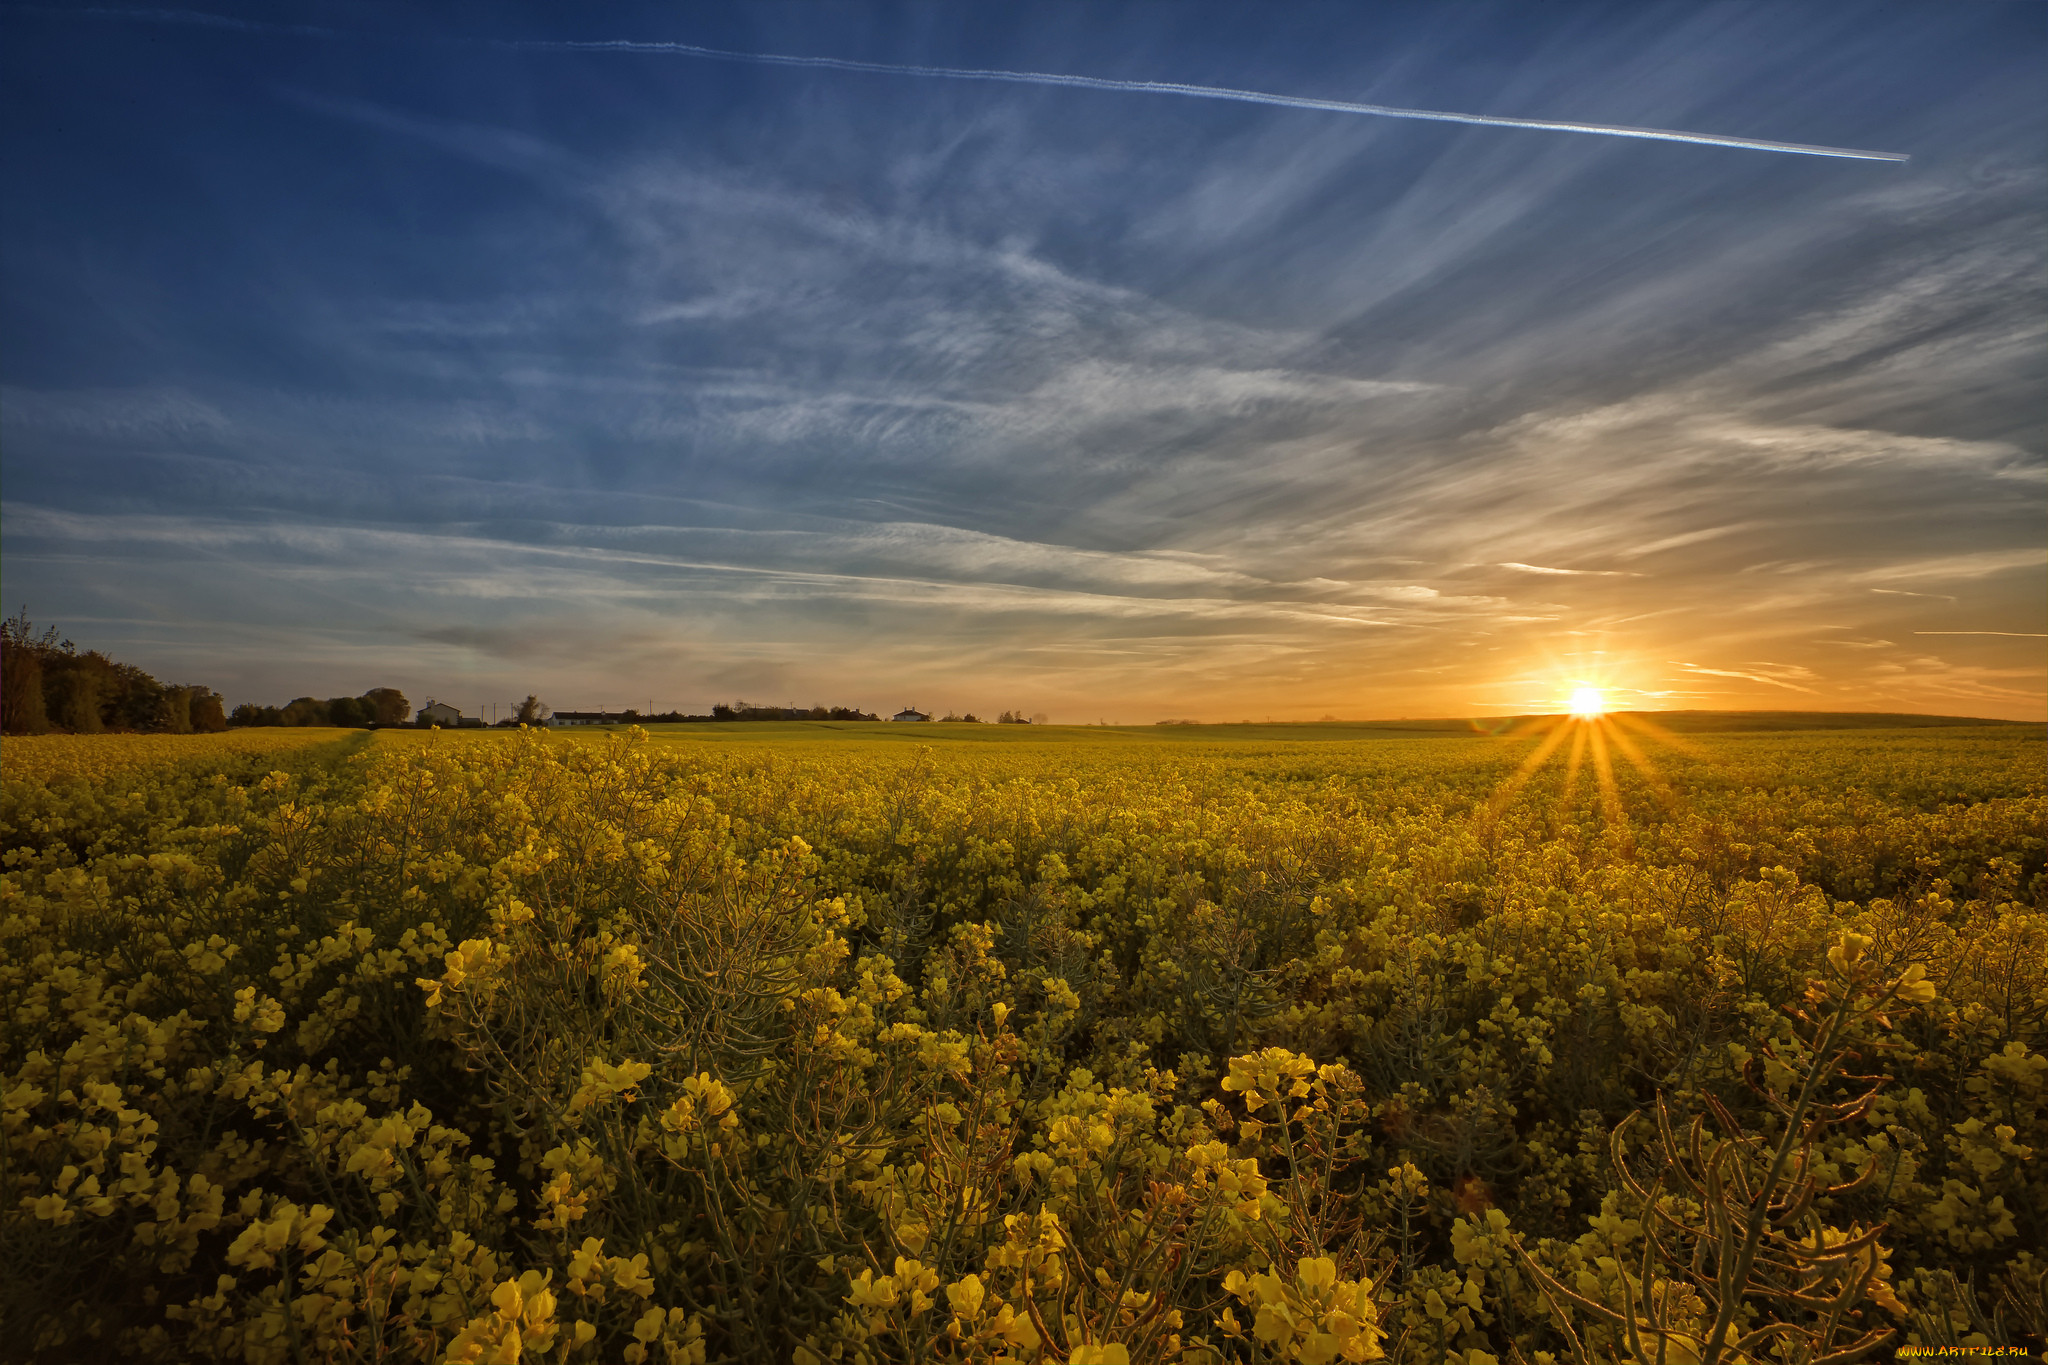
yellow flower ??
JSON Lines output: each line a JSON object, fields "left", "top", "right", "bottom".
{"left": 1893, "top": 963, "right": 1937, "bottom": 1003}
{"left": 1827, "top": 931, "right": 1872, "bottom": 974}
{"left": 1297, "top": 1257, "right": 1337, "bottom": 1293}
{"left": 846, "top": 1270, "right": 899, "bottom": 1312}
{"left": 945, "top": 1273, "right": 987, "bottom": 1320}
{"left": 1071, "top": 1346, "right": 1130, "bottom": 1365}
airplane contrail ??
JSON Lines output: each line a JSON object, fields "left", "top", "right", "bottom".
{"left": 25, "top": 9, "right": 1912, "bottom": 162}
{"left": 503, "top": 37, "right": 1911, "bottom": 163}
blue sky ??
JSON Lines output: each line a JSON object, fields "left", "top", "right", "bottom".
{"left": 3, "top": 2, "right": 2042, "bottom": 720}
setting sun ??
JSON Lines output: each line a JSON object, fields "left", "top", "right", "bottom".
{"left": 1569, "top": 687, "right": 1607, "bottom": 719}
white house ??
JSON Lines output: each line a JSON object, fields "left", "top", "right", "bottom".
{"left": 416, "top": 700, "right": 463, "bottom": 727}
{"left": 891, "top": 707, "right": 931, "bottom": 722}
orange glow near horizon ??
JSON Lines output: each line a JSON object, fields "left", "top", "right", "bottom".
{"left": 1490, "top": 639, "right": 1660, "bottom": 721}
{"left": 1473, "top": 646, "right": 1730, "bottom": 823}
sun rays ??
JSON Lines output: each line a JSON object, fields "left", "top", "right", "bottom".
{"left": 1482, "top": 702, "right": 1695, "bottom": 824}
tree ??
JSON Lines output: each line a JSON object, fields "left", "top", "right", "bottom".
{"left": 189, "top": 689, "right": 228, "bottom": 733}
{"left": 361, "top": 687, "right": 409, "bottom": 724}
{"left": 0, "top": 610, "right": 53, "bottom": 734}
{"left": 101, "top": 660, "right": 169, "bottom": 731}
{"left": 327, "top": 696, "right": 371, "bottom": 727}
{"left": 514, "top": 695, "right": 550, "bottom": 725}
{"left": 160, "top": 686, "right": 195, "bottom": 734}
{"left": 281, "top": 697, "right": 330, "bottom": 727}
{"left": 44, "top": 653, "right": 108, "bottom": 733}
{"left": 1, "top": 609, "right": 233, "bottom": 735}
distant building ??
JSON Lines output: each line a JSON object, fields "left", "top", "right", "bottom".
{"left": 416, "top": 700, "right": 463, "bottom": 728}
{"left": 891, "top": 707, "right": 931, "bottom": 723}
{"left": 547, "top": 711, "right": 617, "bottom": 726}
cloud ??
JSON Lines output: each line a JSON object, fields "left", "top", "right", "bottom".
{"left": 1496, "top": 562, "right": 1641, "bottom": 576}
{"left": 279, "top": 89, "right": 583, "bottom": 182}
{"left": 1671, "top": 661, "right": 1821, "bottom": 693}
{"left": 1851, "top": 550, "right": 2045, "bottom": 584}
{"left": 1616, "top": 525, "right": 1765, "bottom": 560}
{"left": 0, "top": 504, "right": 1495, "bottom": 635}
{"left": 1, "top": 386, "right": 237, "bottom": 441}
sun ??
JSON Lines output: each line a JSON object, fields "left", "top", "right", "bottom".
{"left": 1484, "top": 669, "right": 1691, "bottom": 825}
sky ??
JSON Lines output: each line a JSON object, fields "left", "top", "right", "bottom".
{"left": 2, "top": 2, "right": 2043, "bottom": 723}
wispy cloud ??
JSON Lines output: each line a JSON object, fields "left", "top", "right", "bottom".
{"left": 2, "top": 386, "right": 237, "bottom": 440}
{"left": 1496, "top": 562, "right": 1641, "bottom": 577}
{"left": 1851, "top": 550, "right": 2045, "bottom": 584}
{"left": 1672, "top": 661, "right": 1821, "bottom": 694}
{"left": 280, "top": 89, "right": 582, "bottom": 181}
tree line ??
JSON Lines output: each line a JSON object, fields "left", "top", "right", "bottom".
{"left": 583, "top": 703, "right": 1039, "bottom": 724}
{"left": 1, "top": 611, "right": 228, "bottom": 735}
{"left": 0, "top": 617, "right": 1038, "bottom": 736}
{"left": 709, "top": 701, "right": 880, "bottom": 721}
{"left": 227, "top": 689, "right": 410, "bottom": 728}
{"left": 702, "top": 703, "right": 1037, "bottom": 723}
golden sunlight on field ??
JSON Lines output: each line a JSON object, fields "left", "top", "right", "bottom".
{"left": 0, "top": 727, "right": 356, "bottom": 784}
{"left": 3, "top": 722, "right": 2041, "bottom": 1362}
{"left": 1485, "top": 698, "right": 1722, "bottom": 827}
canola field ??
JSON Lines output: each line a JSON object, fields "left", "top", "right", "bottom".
{"left": 3, "top": 721, "right": 2043, "bottom": 1364}
{"left": 2, "top": 726, "right": 360, "bottom": 783}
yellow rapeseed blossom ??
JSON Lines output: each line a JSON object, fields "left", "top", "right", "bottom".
{"left": 1, "top": 720, "right": 2038, "bottom": 1362}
